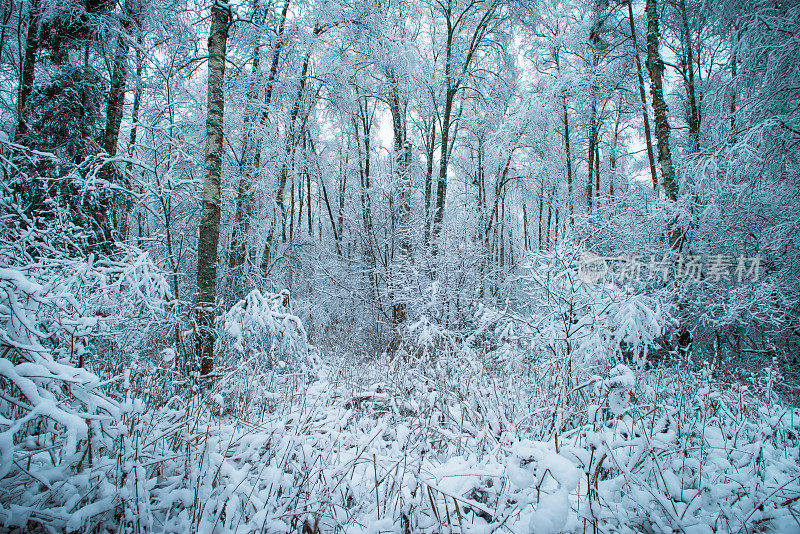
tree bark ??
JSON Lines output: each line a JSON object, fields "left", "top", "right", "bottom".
{"left": 586, "top": 0, "right": 607, "bottom": 214}
{"left": 538, "top": 181, "right": 544, "bottom": 250}
{"left": 387, "top": 67, "right": 411, "bottom": 326}
{"left": 16, "top": 0, "right": 39, "bottom": 141}
{"left": 645, "top": 0, "right": 677, "bottom": 203}
{"left": 522, "top": 202, "right": 529, "bottom": 251}
{"left": 609, "top": 96, "right": 621, "bottom": 198}
{"left": 627, "top": 0, "right": 658, "bottom": 191}
{"left": 595, "top": 144, "right": 600, "bottom": 202}
{"left": 103, "top": 32, "right": 129, "bottom": 156}
{"left": 562, "top": 99, "right": 573, "bottom": 225}
{"left": 196, "top": 1, "right": 230, "bottom": 381}
{"left": 646, "top": 0, "right": 681, "bottom": 251}
{"left": 423, "top": 117, "right": 436, "bottom": 247}
{"left": 308, "top": 134, "right": 340, "bottom": 252}
{"left": 432, "top": 44, "right": 454, "bottom": 253}
{"left": 587, "top": 123, "right": 594, "bottom": 213}
{"left": 729, "top": 25, "right": 739, "bottom": 144}
{"left": 678, "top": 0, "right": 700, "bottom": 153}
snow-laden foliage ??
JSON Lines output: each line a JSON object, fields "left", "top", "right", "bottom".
{"left": 0, "top": 265, "right": 123, "bottom": 529}
{"left": 34, "top": 348, "right": 792, "bottom": 533}
{"left": 506, "top": 249, "right": 671, "bottom": 370}
{"left": 220, "top": 288, "right": 317, "bottom": 375}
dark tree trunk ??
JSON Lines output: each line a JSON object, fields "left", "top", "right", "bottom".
{"left": 522, "top": 202, "right": 529, "bottom": 251}
{"left": 729, "top": 26, "right": 739, "bottom": 143}
{"left": 16, "top": 0, "right": 39, "bottom": 141}
{"left": 423, "top": 117, "right": 435, "bottom": 247}
{"left": 538, "top": 181, "right": 543, "bottom": 250}
{"left": 563, "top": 99, "right": 573, "bottom": 225}
{"left": 609, "top": 96, "right": 621, "bottom": 199}
{"left": 308, "top": 134, "right": 340, "bottom": 252}
{"left": 678, "top": 0, "right": 700, "bottom": 153}
{"left": 586, "top": 0, "right": 606, "bottom": 215}
{"left": 627, "top": 0, "right": 658, "bottom": 191}
{"left": 103, "top": 34, "right": 128, "bottom": 156}
{"left": 432, "top": 14, "right": 456, "bottom": 254}
{"left": 587, "top": 125, "right": 594, "bottom": 214}
{"left": 305, "top": 133, "right": 312, "bottom": 237}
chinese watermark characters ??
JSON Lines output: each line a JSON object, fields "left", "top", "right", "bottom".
{"left": 577, "top": 252, "right": 760, "bottom": 284}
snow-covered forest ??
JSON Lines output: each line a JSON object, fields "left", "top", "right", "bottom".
{"left": 0, "top": 0, "right": 799, "bottom": 530}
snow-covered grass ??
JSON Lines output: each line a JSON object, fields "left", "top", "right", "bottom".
{"left": 1, "top": 252, "right": 798, "bottom": 532}
{"left": 4, "top": 349, "right": 799, "bottom": 531}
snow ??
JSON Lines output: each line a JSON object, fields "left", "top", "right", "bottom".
{"left": 0, "top": 249, "right": 798, "bottom": 533}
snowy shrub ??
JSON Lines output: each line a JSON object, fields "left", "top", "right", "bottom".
{"left": 396, "top": 314, "right": 457, "bottom": 360}
{"left": 220, "top": 289, "right": 317, "bottom": 376}
{"left": 0, "top": 267, "right": 123, "bottom": 530}
{"left": 519, "top": 249, "right": 670, "bottom": 372}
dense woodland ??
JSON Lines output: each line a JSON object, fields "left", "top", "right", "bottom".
{"left": 0, "top": 0, "right": 799, "bottom": 530}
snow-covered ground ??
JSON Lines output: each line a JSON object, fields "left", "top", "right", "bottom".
{"left": 1, "top": 259, "right": 799, "bottom": 533}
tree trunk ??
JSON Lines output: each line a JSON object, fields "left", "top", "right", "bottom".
{"left": 678, "top": 0, "right": 700, "bottom": 153}
{"left": 423, "top": 117, "right": 435, "bottom": 247}
{"left": 729, "top": 25, "right": 739, "bottom": 143}
{"left": 387, "top": 67, "right": 411, "bottom": 327}
{"left": 646, "top": 0, "right": 681, "bottom": 250}
{"left": 308, "top": 134, "right": 340, "bottom": 252}
{"left": 127, "top": 43, "right": 143, "bottom": 155}
{"left": 538, "top": 181, "right": 543, "bottom": 250}
{"left": 305, "top": 133, "right": 312, "bottom": 237}
{"left": 337, "top": 143, "right": 346, "bottom": 252}
{"left": 522, "top": 202, "right": 529, "bottom": 251}
{"left": 562, "top": 99, "right": 573, "bottom": 225}
{"left": 196, "top": 2, "right": 230, "bottom": 381}
{"left": 126, "top": 40, "right": 143, "bottom": 244}
{"left": 545, "top": 186, "right": 552, "bottom": 250}
{"left": 627, "top": 0, "right": 658, "bottom": 191}
{"left": 103, "top": 33, "right": 128, "bottom": 156}
{"left": 609, "top": 96, "right": 621, "bottom": 199}
{"left": 432, "top": 20, "right": 455, "bottom": 253}
{"left": 16, "top": 0, "right": 39, "bottom": 141}
{"left": 645, "top": 0, "right": 677, "bottom": 203}
{"left": 587, "top": 123, "right": 594, "bottom": 213}
{"left": 586, "top": 0, "right": 606, "bottom": 215}
{"left": 595, "top": 143, "right": 600, "bottom": 202}
{"left": 103, "top": 18, "right": 131, "bottom": 242}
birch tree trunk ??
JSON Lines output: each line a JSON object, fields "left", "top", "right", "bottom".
{"left": 645, "top": 0, "right": 681, "bottom": 250}
{"left": 645, "top": 0, "right": 677, "bottom": 202}
{"left": 196, "top": 1, "right": 230, "bottom": 381}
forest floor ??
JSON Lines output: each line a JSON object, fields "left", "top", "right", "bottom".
{"left": 111, "top": 352, "right": 800, "bottom": 533}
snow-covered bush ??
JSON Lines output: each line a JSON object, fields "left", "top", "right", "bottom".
{"left": 0, "top": 267, "right": 123, "bottom": 530}
{"left": 518, "top": 249, "right": 670, "bottom": 372}
{"left": 220, "top": 289, "right": 316, "bottom": 375}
